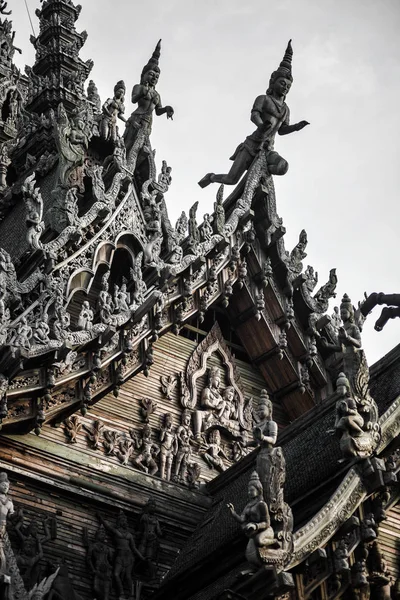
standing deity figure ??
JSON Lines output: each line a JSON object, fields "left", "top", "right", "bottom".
{"left": 52, "top": 104, "right": 89, "bottom": 192}
{"left": 245, "top": 390, "right": 285, "bottom": 516}
{"left": 159, "top": 413, "right": 177, "bottom": 481}
{"left": 101, "top": 80, "right": 127, "bottom": 143}
{"left": 97, "top": 273, "right": 114, "bottom": 324}
{"left": 53, "top": 296, "right": 70, "bottom": 341}
{"left": 0, "top": 473, "right": 14, "bottom": 576}
{"left": 78, "top": 301, "right": 94, "bottom": 331}
{"left": 15, "top": 515, "right": 53, "bottom": 588}
{"left": 174, "top": 410, "right": 193, "bottom": 482}
{"left": 123, "top": 40, "right": 174, "bottom": 166}
{"left": 86, "top": 525, "right": 113, "bottom": 600}
{"left": 199, "top": 40, "right": 309, "bottom": 188}
{"left": 114, "top": 282, "right": 130, "bottom": 313}
{"left": 97, "top": 511, "right": 143, "bottom": 600}
{"left": 200, "top": 214, "right": 213, "bottom": 242}
{"left": 137, "top": 499, "right": 162, "bottom": 581}
{"left": 228, "top": 471, "right": 276, "bottom": 567}
{"left": 338, "top": 294, "right": 362, "bottom": 351}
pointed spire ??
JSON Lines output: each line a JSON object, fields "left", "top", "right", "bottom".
{"left": 267, "top": 40, "right": 294, "bottom": 94}
{"left": 25, "top": 0, "right": 93, "bottom": 115}
{"left": 141, "top": 39, "right": 161, "bottom": 82}
{"left": 279, "top": 39, "right": 293, "bottom": 77}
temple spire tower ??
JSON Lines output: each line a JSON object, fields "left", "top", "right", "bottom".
{"left": 0, "top": 1, "right": 23, "bottom": 144}
{"left": 26, "top": 0, "right": 93, "bottom": 116}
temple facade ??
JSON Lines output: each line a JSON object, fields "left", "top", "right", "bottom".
{"left": 0, "top": 2, "right": 398, "bottom": 600}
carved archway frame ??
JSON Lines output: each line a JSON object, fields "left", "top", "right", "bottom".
{"left": 185, "top": 322, "right": 250, "bottom": 431}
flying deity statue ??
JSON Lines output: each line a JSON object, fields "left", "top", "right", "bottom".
{"left": 123, "top": 40, "right": 174, "bottom": 168}
{"left": 198, "top": 40, "right": 309, "bottom": 188}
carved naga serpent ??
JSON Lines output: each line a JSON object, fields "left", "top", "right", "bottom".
{"left": 360, "top": 293, "right": 400, "bottom": 331}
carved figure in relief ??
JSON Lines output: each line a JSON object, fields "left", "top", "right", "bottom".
{"left": 361, "top": 513, "right": 377, "bottom": 543}
{"left": 304, "top": 265, "right": 318, "bottom": 293}
{"left": 159, "top": 413, "right": 177, "bottom": 481}
{"left": 201, "top": 367, "right": 224, "bottom": 411}
{"left": 123, "top": 40, "right": 174, "bottom": 162}
{"left": 33, "top": 319, "right": 50, "bottom": 346}
{"left": 53, "top": 296, "right": 70, "bottom": 341}
{"left": 218, "top": 386, "right": 238, "bottom": 424}
{"left": 338, "top": 294, "right": 362, "bottom": 350}
{"left": 334, "top": 539, "right": 350, "bottom": 573}
{"left": 214, "top": 185, "right": 225, "bottom": 235}
{"left": 22, "top": 174, "right": 45, "bottom": 250}
{"left": 200, "top": 214, "right": 213, "bottom": 242}
{"left": 52, "top": 104, "right": 89, "bottom": 191}
{"left": 201, "top": 429, "right": 228, "bottom": 472}
{"left": 174, "top": 410, "right": 194, "bottom": 482}
{"left": 77, "top": 301, "right": 94, "bottom": 330}
{"left": 97, "top": 273, "right": 114, "bottom": 324}
{"left": 243, "top": 389, "right": 294, "bottom": 563}
{"left": 157, "top": 159, "right": 172, "bottom": 189}
{"left": 0, "top": 473, "right": 14, "bottom": 576}
{"left": 86, "top": 525, "right": 113, "bottom": 600}
{"left": 228, "top": 471, "right": 276, "bottom": 567}
{"left": 199, "top": 40, "right": 309, "bottom": 188}
{"left": 137, "top": 498, "right": 162, "bottom": 581}
{"left": 97, "top": 511, "right": 144, "bottom": 600}
{"left": 11, "top": 316, "right": 32, "bottom": 351}
{"left": 114, "top": 282, "right": 130, "bottom": 313}
{"left": 101, "top": 80, "right": 127, "bottom": 142}
{"left": 132, "top": 425, "right": 159, "bottom": 476}
{"left": 188, "top": 201, "right": 200, "bottom": 252}
{"left": 15, "top": 514, "right": 53, "bottom": 587}
{"left": 333, "top": 372, "right": 365, "bottom": 438}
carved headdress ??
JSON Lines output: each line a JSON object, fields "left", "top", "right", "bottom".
{"left": 258, "top": 389, "right": 272, "bottom": 413}
{"left": 340, "top": 293, "right": 355, "bottom": 321}
{"left": 248, "top": 470, "right": 264, "bottom": 495}
{"left": 0, "top": 472, "right": 9, "bottom": 486}
{"left": 141, "top": 39, "right": 161, "bottom": 82}
{"left": 267, "top": 39, "right": 293, "bottom": 94}
{"left": 208, "top": 366, "right": 221, "bottom": 383}
{"left": 114, "top": 80, "right": 126, "bottom": 95}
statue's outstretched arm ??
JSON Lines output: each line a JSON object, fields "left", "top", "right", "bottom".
{"left": 155, "top": 97, "right": 174, "bottom": 119}
{"left": 278, "top": 121, "right": 309, "bottom": 135}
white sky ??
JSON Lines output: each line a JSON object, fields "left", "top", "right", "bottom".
{"left": 10, "top": 0, "right": 400, "bottom": 365}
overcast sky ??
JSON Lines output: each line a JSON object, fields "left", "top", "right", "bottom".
{"left": 10, "top": 0, "right": 400, "bottom": 365}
